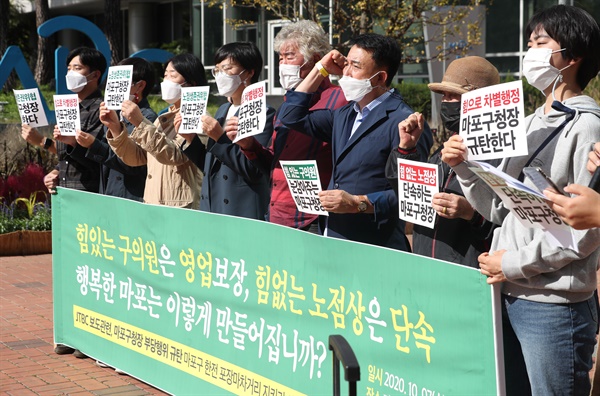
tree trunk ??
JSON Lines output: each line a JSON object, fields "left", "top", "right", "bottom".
{"left": 105, "top": 0, "right": 123, "bottom": 65}
{"left": 0, "top": 0, "right": 16, "bottom": 92}
{"left": 34, "top": 0, "right": 52, "bottom": 85}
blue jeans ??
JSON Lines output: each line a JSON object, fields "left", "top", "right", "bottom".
{"left": 502, "top": 294, "right": 598, "bottom": 396}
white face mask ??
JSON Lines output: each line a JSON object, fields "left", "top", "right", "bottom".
{"left": 65, "top": 70, "right": 90, "bottom": 93}
{"left": 279, "top": 61, "right": 307, "bottom": 90}
{"left": 522, "top": 48, "right": 570, "bottom": 93}
{"left": 160, "top": 80, "right": 182, "bottom": 104}
{"left": 338, "top": 72, "right": 381, "bottom": 102}
{"left": 215, "top": 70, "right": 245, "bottom": 97}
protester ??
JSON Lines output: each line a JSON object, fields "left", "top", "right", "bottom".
{"left": 76, "top": 57, "right": 157, "bottom": 201}
{"left": 441, "top": 5, "right": 600, "bottom": 394}
{"left": 174, "top": 42, "right": 275, "bottom": 219}
{"left": 386, "top": 56, "right": 500, "bottom": 267}
{"left": 21, "top": 47, "right": 106, "bottom": 195}
{"left": 20, "top": 47, "right": 107, "bottom": 358}
{"left": 544, "top": 141, "right": 600, "bottom": 229}
{"left": 278, "top": 33, "right": 432, "bottom": 250}
{"left": 235, "top": 20, "right": 347, "bottom": 231}
{"left": 102, "top": 53, "right": 204, "bottom": 208}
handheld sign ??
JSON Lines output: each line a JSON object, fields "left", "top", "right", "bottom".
{"left": 14, "top": 88, "right": 49, "bottom": 127}
{"left": 179, "top": 86, "right": 210, "bottom": 134}
{"left": 53, "top": 94, "right": 80, "bottom": 136}
{"left": 104, "top": 65, "right": 133, "bottom": 110}
{"left": 280, "top": 160, "right": 328, "bottom": 216}
{"left": 397, "top": 159, "right": 439, "bottom": 228}
{"left": 468, "top": 160, "right": 575, "bottom": 249}
{"left": 232, "top": 81, "right": 267, "bottom": 143}
{"left": 460, "top": 80, "right": 527, "bottom": 161}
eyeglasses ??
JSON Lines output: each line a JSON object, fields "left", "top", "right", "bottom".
{"left": 211, "top": 64, "right": 244, "bottom": 77}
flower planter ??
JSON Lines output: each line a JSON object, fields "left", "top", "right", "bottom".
{"left": 0, "top": 230, "right": 52, "bottom": 256}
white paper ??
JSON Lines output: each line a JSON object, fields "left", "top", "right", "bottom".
{"left": 232, "top": 81, "right": 267, "bottom": 143}
{"left": 53, "top": 94, "right": 80, "bottom": 136}
{"left": 13, "top": 88, "right": 48, "bottom": 127}
{"left": 468, "top": 160, "right": 576, "bottom": 250}
{"left": 397, "top": 159, "right": 439, "bottom": 228}
{"left": 179, "top": 86, "right": 210, "bottom": 134}
{"left": 279, "top": 160, "right": 328, "bottom": 216}
{"left": 460, "top": 80, "right": 528, "bottom": 161}
{"left": 104, "top": 65, "right": 133, "bottom": 110}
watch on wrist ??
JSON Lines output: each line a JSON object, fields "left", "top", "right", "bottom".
{"left": 357, "top": 200, "right": 368, "bottom": 213}
{"left": 43, "top": 137, "right": 52, "bottom": 149}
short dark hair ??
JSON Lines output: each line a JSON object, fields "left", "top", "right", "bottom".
{"left": 166, "top": 53, "right": 208, "bottom": 87}
{"left": 118, "top": 57, "right": 156, "bottom": 98}
{"left": 350, "top": 34, "right": 401, "bottom": 86}
{"left": 66, "top": 47, "right": 107, "bottom": 84}
{"left": 525, "top": 5, "right": 600, "bottom": 90}
{"left": 214, "top": 42, "right": 263, "bottom": 84}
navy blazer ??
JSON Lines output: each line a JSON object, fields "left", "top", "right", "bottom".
{"left": 279, "top": 89, "right": 433, "bottom": 250}
{"left": 183, "top": 102, "right": 275, "bottom": 220}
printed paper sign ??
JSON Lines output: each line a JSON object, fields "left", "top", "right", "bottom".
{"left": 104, "top": 65, "right": 133, "bottom": 110}
{"left": 232, "top": 81, "right": 267, "bottom": 143}
{"left": 397, "top": 159, "right": 439, "bottom": 228}
{"left": 179, "top": 86, "right": 210, "bottom": 134}
{"left": 468, "top": 161, "right": 575, "bottom": 249}
{"left": 460, "top": 80, "right": 527, "bottom": 161}
{"left": 280, "top": 160, "right": 328, "bottom": 216}
{"left": 13, "top": 88, "right": 48, "bottom": 127}
{"left": 53, "top": 94, "right": 80, "bottom": 136}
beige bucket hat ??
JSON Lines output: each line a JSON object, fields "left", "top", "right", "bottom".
{"left": 428, "top": 56, "right": 500, "bottom": 95}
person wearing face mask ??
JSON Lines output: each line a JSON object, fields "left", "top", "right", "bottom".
{"left": 441, "top": 5, "right": 600, "bottom": 395}
{"left": 72, "top": 57, "right": 157, "bottom": 202}
{"left": 277, "top": 33, "right": 433, "bottom": 250}
{"left": 102, "top": 53, "right": 205, "bottom": 208}
{"left": 385, "top": 56, "right": 501, "bottom": 267}
{"left": 174, "top": 42, "right": 275, "bottom": 220}
{"left": 21, "top": 47, "right": 106, "bottom": 194}
{"left": 234, "top": 20, "right": 347, "bottom": 231}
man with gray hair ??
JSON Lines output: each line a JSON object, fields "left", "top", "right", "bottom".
{"left": 237, "top": 20, "right": 347, "bottom": 232}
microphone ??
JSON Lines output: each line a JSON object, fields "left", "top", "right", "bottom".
{"left": 589, "top": 167, "right": 600, "bottom": 193}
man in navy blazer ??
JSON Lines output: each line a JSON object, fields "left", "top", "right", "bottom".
{"left": 278, "top": 33, "right": 433, "bottom": 250}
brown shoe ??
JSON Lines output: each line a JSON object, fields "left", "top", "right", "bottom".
{"left": 73, "top": 349, "right": 88, "bottom": 359}
{"left": 54, "top": 345, "right": 74, "bottom": 355}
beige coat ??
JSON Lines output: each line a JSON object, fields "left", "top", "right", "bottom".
{"left": 107, "top": 106, "right": 202, "bottom": 208}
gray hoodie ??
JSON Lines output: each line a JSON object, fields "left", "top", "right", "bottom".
{"left": 453, "top": 95, "right": 600, "bottom": 304}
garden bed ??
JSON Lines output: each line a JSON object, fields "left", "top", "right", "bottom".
{"left": 0, "top": 230, "right": 51, "bottom": 256}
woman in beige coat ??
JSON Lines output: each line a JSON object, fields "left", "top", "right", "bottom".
{"left": 100, "top": 53, "right": 206, "bottom": 208}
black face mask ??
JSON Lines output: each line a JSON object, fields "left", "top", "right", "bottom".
{"left": 440, "top": 101, "right": 461, "bottom": 133}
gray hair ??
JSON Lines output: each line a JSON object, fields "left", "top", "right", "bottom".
{"left": 273, "top": 20, "right": 331, "bottom": 62}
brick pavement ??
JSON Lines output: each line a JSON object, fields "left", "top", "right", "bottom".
{"left": 0, "top": 254, "right": 168, "bottom": 395}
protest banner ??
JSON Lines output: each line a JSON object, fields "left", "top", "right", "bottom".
{"left": 460, "top": 80, "right": 527, "bottom": 161}
{"left": 104, "top": 65, "right": 133, "bottom": 110}
{"left": 52, "top": 188, "right": 503, "bottom": 395}
{"left": 232, "top": 81, "right": 267, "bottom": 143}
{"left": 13, "top": 88, "right": 49, "bottom": 127}
{"left": 53, "top": 94, "right": 80, "bottom": 136}
{"left": 179, "top": 86, "right": 210, "bottom": 134}
{"left": 397, "top": 159, "right": 439, "bottom": 228}
{"left": 280, "top": 160, "right": 327, "bottom": 216}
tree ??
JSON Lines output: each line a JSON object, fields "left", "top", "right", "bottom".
{"left": 105, "top": 0, "right": 123, "bottom": 65}
{"left": 205, "top": 0, "right": 486, "bottom": 63}
{"left": 34, "top": 0, "right": 53, "bottom": 85}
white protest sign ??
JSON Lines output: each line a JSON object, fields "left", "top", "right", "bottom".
{"left": 232, "top": 81, "right": 267, "bottom": 143}
{"left": 179, "top": 86, "right": 210, "bottom": 134}
{"left": 460, "top": 80, "right": 527, "bottom": 161}
{"left": 53, "top": 94, "right": 80, "bottom": 136}
{"left": 280, "top": 160, "right": 328, "bottom": 216}
{"left": 468, "top": 160, "right": 575, "bottom": 249}
{"left": 397, "top": 159, "right": 439, "bottom": 228}
{"left": 13, "top": 88, "right": 48, "bottom": 127}
{"left": 104, "top": 65, "right": 133, "bottom": 110}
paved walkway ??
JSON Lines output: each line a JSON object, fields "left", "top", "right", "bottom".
{"left": 0, "top": 254, "right": 168, "bottom": 395}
